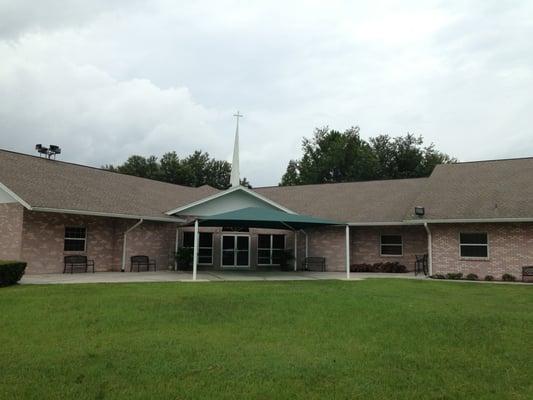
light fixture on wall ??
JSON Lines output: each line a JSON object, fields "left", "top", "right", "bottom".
{"left": 414, "top": 206, "right": 425, "bottom": 217}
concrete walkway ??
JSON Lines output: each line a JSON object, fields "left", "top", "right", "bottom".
{"left": 20, "top": 271, "right": 424, "bottom": 285}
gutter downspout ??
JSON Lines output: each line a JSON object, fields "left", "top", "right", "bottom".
{"left": 424, "top": 222, "right": 432, "bottom": 276}
{"left": 121, "top": 219, "right": 144, "bottom": 272}
{"left": 300, "top": 229, "right": 308, "bottom": 259}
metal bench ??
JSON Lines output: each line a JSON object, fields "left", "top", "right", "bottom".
{"left": 414, "top": 254, "right": 428, "bottom": 276}
{"left": 130, "top": 255, "right": 157, "bottom": 272}
{"left": 522, "top": 266, "right": 533, "bottom": 282}
{"left": 64, "top": 255, "right": 95, "bottom": 273}
{"left": 302, "top": 257, "right": 326, "bottom": 272}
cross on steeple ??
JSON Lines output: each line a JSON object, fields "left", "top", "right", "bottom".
{"left": 230, "top": 111, "right": 243, "bottom": 187}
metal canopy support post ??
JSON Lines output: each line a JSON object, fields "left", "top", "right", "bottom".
{"left": 294, "top": 231, "right": 298, "bottom": 271}
{"left": 193, "top": 219, "right": 199, "bottom": 281}
{"left": 345, "top": 225, "right": 350, "bottom": 279}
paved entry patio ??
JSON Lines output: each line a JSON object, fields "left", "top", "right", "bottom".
{"left": 20, "top": 271, "right": 423, "bottom": 284}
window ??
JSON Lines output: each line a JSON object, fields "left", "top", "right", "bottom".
{"left": 258, "top": 234, "right": 285, "bottom": 265}
{"left": 460, "top": 233, "right": 488, "bottom": 258}
{"left": 64, "top": 227, "right": 86, "bottom": 252}
{"left": 380, "top": 234, "right": 403, "bottom": 256}
{"left": 183, "top": 232, "right": 213, "bottom": 264}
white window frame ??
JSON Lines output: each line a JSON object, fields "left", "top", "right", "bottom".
{"left": 257, "top": 234, "right": 286, "bottom": 266}
{"left": 183, "top": 231, "right": 214, "bottom": 265}
{"left": 459, "top": 232, "right": 489, "bottom": 259}
{"left": 64, "top": 226, "right": 87, "bottom": 252}
{"left": 380, "top": 234, "right": 403, "bottom": 257}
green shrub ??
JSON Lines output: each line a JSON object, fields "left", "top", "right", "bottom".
{"left": 446, "top": 272, "right": 463, "bottom": 280}
{"left": 350, "top": 262, "right": 407, "bottom": 273}
{"left": 430, "top": 274, "right": 446, "bottom": 279}
{"left": 175, "top": 248, "right": 194, "bottom": 271}
{"left": 0, "top": 261, "right": 27, "bottom": 286}
{"left": 501, "top": 273, "right": 516, "bottom": 282}
{"left": 484, "top": 275, "right": 494, "bottom": 281}
{"left": 466, "top": 273, "right": 479, "bottom": 281}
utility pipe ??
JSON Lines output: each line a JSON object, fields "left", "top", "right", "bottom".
{"left": 424, "top": 222, "right": 432, "bottom": 276}
{"left": 121, "top": 219, "right": 144, "bottom": 272}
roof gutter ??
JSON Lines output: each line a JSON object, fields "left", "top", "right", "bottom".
{"left": 30, "top": 207, "right": 184, "bottom": 223}
{"left": 403, "top": 217, "right": 533, "bottom": 224}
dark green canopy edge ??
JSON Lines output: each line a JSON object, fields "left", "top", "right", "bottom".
{"left": 198, "top": 207, "right": 344, "bottom": 230}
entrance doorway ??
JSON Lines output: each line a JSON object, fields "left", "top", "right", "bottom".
{"left": 221, "top": 234, "right": 250, "bottom": 268}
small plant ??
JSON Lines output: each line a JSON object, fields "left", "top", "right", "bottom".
{"left": 484, "top": 275, "right": 494, "bottom": 281}
{"left": 446, "top": 272, "right": 463, "bottom": 280}
{"left": 350, "top": 262, "right": 407, "bottom": 273}
{"left": 175, "top": 248, "right": 194, "bottom": 271}
{"left": 430, "top": 274, "right": 446, "bottom": 279}
{"left": 465, "top": 273, "right": 478, "bottom": 281}
{"left": 0, "top": 261, "right": 27, "bottom": 286}
{"left": 501, "top": 273, "right": 516, "bottom": 282}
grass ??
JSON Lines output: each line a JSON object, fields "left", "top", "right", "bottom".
{"left": 0, "top": 279, "right": 531, "bottom": 399}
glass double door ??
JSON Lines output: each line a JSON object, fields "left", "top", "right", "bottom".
{"left": 222, "top": 235, "right": 250, "bottom": 267}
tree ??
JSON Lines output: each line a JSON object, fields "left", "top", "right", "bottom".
{"left": 370, "top": 134, "right": 456, "bottom": 179}
{"left": 281, "top": 126, "right": 378, "bottom": 185}
{"left": 280, "top": 127, "right": 455, "bottom": 185}
{"left": 104, "top": 150, "right": 251, "bottom": 190}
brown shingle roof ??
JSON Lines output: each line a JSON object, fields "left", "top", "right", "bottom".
{"left": 0, "top": 149, "right": 219, "bottom": 221}
{"left": 254, "top": 178, "right": 428, "bottom": 223}
{"left": 406, "top": 158, "right": 533, "bottom": 221}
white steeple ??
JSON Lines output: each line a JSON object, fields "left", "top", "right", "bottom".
{"left": 230, "top": 111, "right": 243, "bottom": 187}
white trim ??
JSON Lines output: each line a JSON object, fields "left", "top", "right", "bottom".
{"left": 379, "top": 234, "right": 403, "bottom": 256}
{"left": 182, "top": 231, "right": 214, "bottom": 265}
{"left": 349, "top": 221, "right": 419, "bottom": 226}
{"left": 0, "top": 182, "right": 32, "bottom": 209}
{"left": 459, "top": 232, "right": 489, "bottom": 259}
{"left": 424, "top": 223, "right": 432, "bottom": 276}
{"left": 405, "top": 217, "right": 533, "bottom": 224}
{"left": 221, "top": 233, "right": 251, "bottom": 268}
{"left": 165, "top": 186, "right": 297, "bottom": 215}
{"left": 63, "top": 226, "right": 87, "bottom": 252}
{"left": 31, "top": 207, "right": 183, "bottom": 223}
{"left": 193, "top": 220, "right": 199, "bottom": 280}
{"left": 257, "top": 233, "right": 285, "bottom": 266}
{"left": 345, "top": 225, "right": 350, "bottom": 279}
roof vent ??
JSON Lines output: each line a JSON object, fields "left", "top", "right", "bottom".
{"left": 414, "top": 206, "right": 425, "bottom": 217}
{"left": 35, "top": 144, "right": 61, "bottom": 159}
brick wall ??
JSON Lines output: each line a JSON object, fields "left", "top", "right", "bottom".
{"left": 351, "top": 226, "right": 427, "bottom": 271}
{"left": 304, "top": 225, "right": 427, "bottom": 272}
{"left": 430, "top": 223, "right": 533, "bottom": 279}
{"left": 20, "top": 210, "right": 177, "bottom": 274}
{"left": 306, "top": 226, "right": 348, "bottom": 271}
{"left": 0, "top": 203, "right": 24, "bottom": 260}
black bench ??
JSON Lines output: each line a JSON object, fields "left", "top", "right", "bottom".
{"left": 302, "top": 257, "right": 326, "bottom": 272}
{"left": 64, "top": 255, "right": 95, "bottom": 273}
{"left": 130, "top": 255, "right": 157, "bottom": 272}
{"left": 414, "top": 254, "right": 428, "bottom": 276}
{"left": 522, "top": 266, "right": 533, "bottom": 282}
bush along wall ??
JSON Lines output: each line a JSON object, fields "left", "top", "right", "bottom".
{"left": 429, "top": 272, "right": 519, "bottom": 282}
{"left": 0, "top": 261, "right": 27, "bottom": 286}
{"left": 350, "top": 262, "right": 407, "bottom": 273}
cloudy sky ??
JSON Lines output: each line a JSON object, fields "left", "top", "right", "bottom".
{"left": 1, "top": 1, "right": 532, "bottom": 186}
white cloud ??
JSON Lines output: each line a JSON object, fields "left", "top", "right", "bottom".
{"left": 1, "top": 0, "right": 533, "bottom": 185}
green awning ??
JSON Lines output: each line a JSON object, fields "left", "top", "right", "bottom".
{"left": 198, "top": 207, "right": 343, "bottom": 230}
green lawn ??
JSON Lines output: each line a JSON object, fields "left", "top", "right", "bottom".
{"left": 0, "top": 280, "right": 531, "bottom": 399}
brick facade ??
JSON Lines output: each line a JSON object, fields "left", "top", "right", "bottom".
{"left": 430, "top": 223, "right": 533, "bottom": 279}
{"left": 17, "top": 210, "right": 177, "bottom": 274}
{"left": 0, "top": 203, "right": 24, "bottom": 260}
{"left": 303, "top": 225, "right": 427, "bottom": 272}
